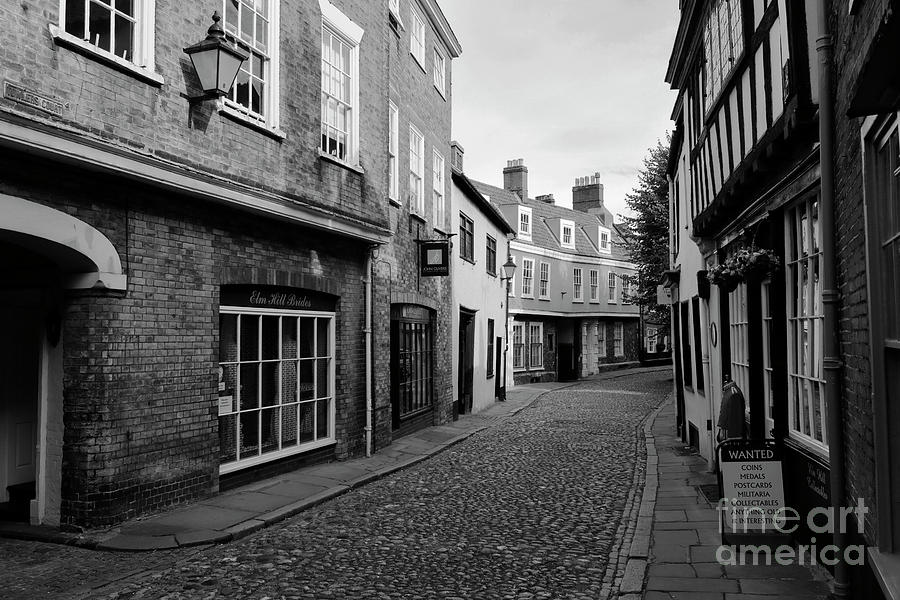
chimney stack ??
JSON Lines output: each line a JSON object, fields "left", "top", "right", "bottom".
{"left": 503, "top": 158, "right": 528, "bottom": 201}
{"left": 536, "top": 194, "right": 555, "bottom": 205}
{"left": 450, "top": 141, "right": 464, "bottom": 173}
{"left": 572, "top": 171, "right": 604, "bottom": 214}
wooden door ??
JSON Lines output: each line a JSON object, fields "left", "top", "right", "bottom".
{"left": 0, "top": 311, "right": 39, "bottom": 499}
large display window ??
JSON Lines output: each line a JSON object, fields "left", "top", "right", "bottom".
{"left": 218, "top": 286, "right": 336, "bottom": 473}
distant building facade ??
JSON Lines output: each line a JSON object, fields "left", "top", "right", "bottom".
{"left": 449, "top": 143, "right": 515, "bottom": 415}
{"left": 472, "top": 162, "right": 641, "bottom": 386}
{"left": 0, "top": 0, "right": 459, "bottom": 528}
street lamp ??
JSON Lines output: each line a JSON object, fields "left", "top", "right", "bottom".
{"left": 184, "top": 12, "right": 249, "bottom": 103}
{"left": 499, "top": 251, "right": 517, "bottom": 401}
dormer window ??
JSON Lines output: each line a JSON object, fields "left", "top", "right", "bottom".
{"left": 560, "top": 219, "right": 575, "bottom": 249}
{"left": 518, "top": 206, "right": 532, "bottom": 241}
{"left": 598, "top": 226, "right": 611, "bottom": 254}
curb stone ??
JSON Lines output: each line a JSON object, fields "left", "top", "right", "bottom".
{"left": 607, "top": 395, "right": 669, "bottom": 599}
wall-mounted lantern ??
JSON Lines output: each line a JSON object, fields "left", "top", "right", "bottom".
{"left": 183, "top": 12, "right": 249, "bottom": 103}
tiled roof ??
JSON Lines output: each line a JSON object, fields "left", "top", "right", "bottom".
{"left": 470, "top": 179, "right": 633, "bottom": 263}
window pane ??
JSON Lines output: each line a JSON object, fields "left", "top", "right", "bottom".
{"left": 281, "top": 360, "right": 298, "bottom": 405}
{"left": 239, "top": 411, "right": 259, "bottom": 459}
{"left": 299, "top": 360, "right": 315, "bottom": 401}
{"left": 281, "top": 404, "right": 298, "bottom": 447}
{"left": 317, "top": 358, "right": 330, "bottom": 398}
{"left": 240, "top": 315, "right": 259, "bottom": 361}
{"left": 239, "top": 363, "right": 259, "bottom": 410}
{"left": 261, "top": 361, "right": 279, "bottom": 407}
{"left": 317, "top": 319, "right": 330, "bottom": 357}
{"left": 316, "top": 400, "right": 329, "bottom": 439}
{"left": 282, "top": 317, "right": 298, "bottom": 359}
{"left": 219, "top": 414, "right": 237, "bottom": 463}
{"left": 299, "top": 402, "right": 315, "bottom": 443}
{"left": 220, "top": 314, "right": 238, "bottom": 362}
{"left": 261, "top": 316, "right": 279, "bottom": 360}
{"left": 66, "top": 0, "right": 86, "bottom": 37}
{"left": 299, "top": 318, "right": 315, "bottom": 357}
{"left": 113, "top": 14, "right": 133, "bottom": 60}
{"left": 88, "top": 1, "right": 111, "bottom": 51}
{"left": 260, "top": 407, "right": 279, "bottom": 454}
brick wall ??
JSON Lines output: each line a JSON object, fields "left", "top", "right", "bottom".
{"left": 0, "top": 0, "right": 390, "bottom": 234}
{"left": 2, "top": 151, "right": 370, "bottom": 527}
{"left": 830, "top": 0, "right": 892, "bottom": 545}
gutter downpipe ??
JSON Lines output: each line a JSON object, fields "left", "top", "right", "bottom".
{"left": 365, "top": 247, "right": 374, "bottom": 458}
{"left": 815, "top": 2, "right": 849, "bottom": 598}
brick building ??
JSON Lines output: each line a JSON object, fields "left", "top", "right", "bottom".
{"left": 0, "top": 0, "right": 459, "bottom": 528}
{"left": 471, "top": 163, "right": 641, "bottom": 386}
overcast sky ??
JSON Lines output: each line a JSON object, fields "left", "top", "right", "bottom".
{"left": 441, "top": 1, "right": 680, "bottom": 220}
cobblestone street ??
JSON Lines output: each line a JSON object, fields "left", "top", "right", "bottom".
{"left": 0, "top": 371, "right": 669, "bottom": 600}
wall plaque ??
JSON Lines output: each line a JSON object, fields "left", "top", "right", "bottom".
{"left": 4, "top": 81, "right": 68, "bottom": 117}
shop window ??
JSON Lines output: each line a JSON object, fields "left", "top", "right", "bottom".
{"left": 761, "top": 281, "right": 775, "bottom": 432}
{"left": 218, "top": 308, "right": 334, "bottom": 473}
{"left": 729, "top": 283, "right": 749, "bottom": 398}
{"left": 529, "top": 322, "right": 544, "bottom": 368}
{"left": 512, "top": 322, "right": 525, "bottom": 370}
{"left": 786, "top": 196, "right": 827, "bottom": 450}
{"left": 598, "top": 322, "right": 606, "bottom": 357}
{"left": 391, "top": 305, "right": 434, "bottom": 425}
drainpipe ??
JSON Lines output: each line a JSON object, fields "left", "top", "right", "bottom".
{"left": 365, "top": 247, "right": 374, "bottom": 457}
{"left": 815, "top": 2, "right": 848, "bottom": 598}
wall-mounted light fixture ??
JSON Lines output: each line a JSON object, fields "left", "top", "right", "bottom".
{"left": 183, "top": 12, "right": 249, "bottom": 103}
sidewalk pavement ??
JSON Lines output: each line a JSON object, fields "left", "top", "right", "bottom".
{"left": 618, "top": 398, "right": 831, "bottom": 600}
{"left": 0, "top": 367, "right": 667, "bottom": 553}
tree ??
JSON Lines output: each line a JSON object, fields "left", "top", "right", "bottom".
{"left": 620, "top": 136, "right": 671, "bottom": 338}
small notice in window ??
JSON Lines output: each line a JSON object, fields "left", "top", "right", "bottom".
{"left": 218, "top": 395, "right": 234, "bottom": 416}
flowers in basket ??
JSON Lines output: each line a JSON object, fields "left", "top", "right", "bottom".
{"left": 707, "top": 247, "right": 780, "bottom": 291}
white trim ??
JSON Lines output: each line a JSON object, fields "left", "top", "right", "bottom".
{"left": 573, "top": 267, "right": 583, "bottom": 301}
{"left": 0, "top": 118, "right": 391, "bottom": 244}
{"left": 48, "top": 24, "right": 163, "bottom": 86}
{"left": 409, "top": 3, "right": 426, "bottom": 68}
{"left": 220, "top": 438, "right": 337, "bottom": 474}
{"left": 598, "top": 226, "right": 612, "bottom": 254}
{"left": 520, "top": 257, "right": 535, "bottom": 298}
{"left": 432, "top": 47, "right": 446, "bottom": 97}
{"left": 560, "top": 219, "right": 576, "bottom": 249}
{"left": 0, "top": 194, "right": 126, "bottom": 290}
{"left": 388, "top": 101, "right": 399, "bottom": 201}
{"left": 409, "top": 123, "right": 425, "bottom": 215}
{"left": 509, "top": 308, "right": 640, "bottom": 318}
{"left": 517, "top": 206, "right": 533, "bottom": 241}
{"left": 538, "top": 261, "right": 550, "bottom": 299}
{"left": 319, "top": 0, "right": 364, "bottom": 44}
{"left": 510, "top": 239, "right": 633, "bottom": 267}
{"left": 320, "top": 3, "right": 360, "bottom": 163}
{"left": 432, "top": 148, "right": 445, "bottom": 228}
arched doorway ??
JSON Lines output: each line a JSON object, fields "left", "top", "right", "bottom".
{"left": 0, "top": 194, "right": 125, "bottom": 525}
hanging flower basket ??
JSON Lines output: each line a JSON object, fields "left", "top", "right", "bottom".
{"left": 707, "top": 246, "right": 780, "bottom": 292}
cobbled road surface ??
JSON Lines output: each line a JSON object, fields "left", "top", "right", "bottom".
{"left": 0, "top": 371, "right": 670, "bottom": 600}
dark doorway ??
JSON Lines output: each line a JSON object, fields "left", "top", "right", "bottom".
{"left": 457, "top": 309, "right": 476, "bottom": 416}
{"left": 390, "top": 305, "right": 435, "bottom": 434}
{"left": 494, "top": 336, "right": 503, "bottom": 400}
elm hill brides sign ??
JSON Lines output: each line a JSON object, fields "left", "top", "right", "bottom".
{"left": 221, "top": 285, "right": 336, "bottom": 312}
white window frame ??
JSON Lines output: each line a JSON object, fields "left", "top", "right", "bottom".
{"left": 589, "top": 269, "right": 599, "bottom": 303}
{"left": 320, "top": 0, "right": 362, "bottom": 159}
{"left": 521, "top": 258, "right": 534, "bottom": 298}
{"left": 614, "top": 322, "right": 624, "bottom": 357}
{"left": 646, "top": 327, "right": 658, "bottom": 354}
{"left": 762, "top": 281, "right": 775, "bottom": 433}
{"left": 529, "top": 322, "right": 544, "bottom": 369}
{"left": 388, "top": 101, "right": 399, "bottom": 201}
{"left": 53, "top": 0, "right": 160, "bottom": 84}
{"left": 608, "top": 272, "right": 617, "bottom": 303}
{"left": 622, "top": 277, "right": 632, "bottom": 305}
{"left": 218, "top": 306, "right": 336, "bottom": 474}
{"left": 539, "top": 262, "right": 550, "bottom": 299}
{"left": 433, "top": 48, "right": 446, "bottom": 96}
{"left": 560, "top": 219, "right": 575, "bottom": 249}
{"left": 785, "top": 196, "right": 827, "bottom": 453}
{"left": 599, "top": 226, "right": 612, "bottom": 254}
{"left": 518, "top": 206, "right": 533, "bottom": 241}
{"left": 409, "top": 123, "right": 425, "bottom": 215}
{"left": 729, "top": 282, "right": 751, "bottom": 420}
{"left": 388, "top": 0, "right": 404, "bottom": 27}
{"left": 409, "top": 3, "right": 426, "bottom": 68}
{"left": 512, "top": 322, "right": 525, "bottom": 370}
{"left": 432, "top": 149, "right": 446, "bottom": 228}
{"left": 573, "top": 268, "right": 583, "bottom": 302}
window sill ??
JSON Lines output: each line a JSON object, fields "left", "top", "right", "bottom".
{"left": 411, "top": 52, "right": 427, "bottom": 74}
{"left": 573, "top": 299, "right": 584, "bottom": 304}
{"left": 518, "top": 234, "right": 532, "bottom": 242}
{"left": 409, "top": 211, "right": 427, "bottom": 226}
{"left": 318, "top": 150, "right": 364, "bottom": 174}
{"left": 521, "top": 295, "right": 534, "bottom": 300}
{"left": 461, "top": 256, "right": 476, "bottom": 265}
{"left": 868, "top": 548, "right": 900, "bottom": 600}
{"left": 608, "top": 301, "right": 618, "bottom": 305}
{"left": 486, "top": 271, "right": 497, "bottom": 278}
{"left": 538, "top": 296, "right": 550, "bottom": 301}
{"left": 486, "top": 373, "right": 494, "bottom": 380}
{"left": 49, "top": 25, "right": 164, "bottom": 86}
{"left": 388, "top": 196, "right": 402, "bottom": 208}
{"left": 220, "top": 103, "right": 286, "bottom": 140}
{"left": 433, "top": 226, "right": 452, "bottom": 236}
{"left": 434, "top": 83, "right": 447, "bottom": 100}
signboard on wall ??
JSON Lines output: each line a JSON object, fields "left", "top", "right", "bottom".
{"left": 657, "top": 285, "right": 674, "bottom": 305}
{"left": 419, "top": 240, "right": 450, "bottom": 277}
{"left": 220, "top": 285, "right": 337, "bottom": 312}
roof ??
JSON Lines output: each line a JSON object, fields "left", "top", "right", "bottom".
{"left": 452, "top": 171, "right": 515, "bottom": 236}
{"left": 469, "top": 179, "right": 634, "bottom": 264}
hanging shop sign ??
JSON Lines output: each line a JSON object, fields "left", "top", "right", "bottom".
{"left": 221, "top": 285, "right": 337, "bottom": 312}
{"left": 419, "top": 240, "right": 450, "bottom": 277}
{"left": 657, "top": 284, "right": 674, "bottom": 305}
{"left": 718, "top": 439, "right": 787, "bottom": 543}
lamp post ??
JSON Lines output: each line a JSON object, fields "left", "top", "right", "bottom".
{"left": 499, "top": 250, "right": 517, "bottom": 401}
{"left": 184, "top": 12, "right": 249, "bottom": 104}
